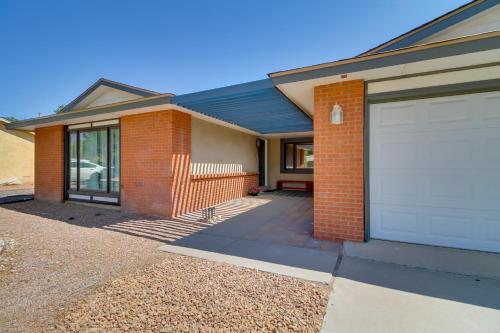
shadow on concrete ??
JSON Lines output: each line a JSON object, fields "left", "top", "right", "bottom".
{"left": 171, "top": 193, "right": 340, "bottom": 273}
{"left": 1, "top": 192, "right": 340, "bottom": 273}
{"left": 338, "top": 256, "right": 500, "bottom": 310}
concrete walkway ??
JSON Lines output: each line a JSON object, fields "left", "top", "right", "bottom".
{"left": 159, "top": 192, "right": 340, "bottom": 283}
{"left": 322, "top": 241, "right": 500, "bottom": 333}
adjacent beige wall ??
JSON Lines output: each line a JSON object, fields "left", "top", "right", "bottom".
{"left": 268, "top": 138, "right": 313, "bottom": 189}
{"left": 0, "top": 121, "right": 34, "bottom": 184}
{"left": 191, "top": 118, "right": 258, "bottom": 174}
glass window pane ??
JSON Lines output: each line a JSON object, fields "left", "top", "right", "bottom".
{"left": 296, "top": 144, "right": 313, "bottom": 169}
{"left": 285, "top": 143, "right": 294, "bottom": 169}
{"left": 110, "top": 128, "right": 120, "bottom": 192}
{"left": 69, "top": 132, "right": 77, "bottom": 189}
{"left": 79, "top": 129, "right": 108, "bottom": 192}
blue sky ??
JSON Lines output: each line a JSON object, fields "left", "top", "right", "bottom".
{"left": 0, "top": 0, "right": 469, "bottom": 119}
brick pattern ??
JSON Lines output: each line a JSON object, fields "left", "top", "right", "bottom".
{"left": 34, "top": 126, "right": 64, "bottom": 202}
{"left": 173, "top": 173, "right": 258, "bottom": 216}
{"left": 313, "top": 80, "right": 365, "bottom": 241}
{"left": 121, "top": 110, "right": 182, "bottom": 217}
{"left": 121, "top": 110, "right": 257, "bottom": 218}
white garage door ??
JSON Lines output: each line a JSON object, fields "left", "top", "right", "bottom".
{"left": 370, "top": 91, "right": 500, "bottom": 253}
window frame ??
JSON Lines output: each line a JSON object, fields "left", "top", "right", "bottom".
{"left": 64, "top": 119, "right": 120, "bottom": 205}
{"left": 280, "top": 137, "right": 313, "bottom": 174}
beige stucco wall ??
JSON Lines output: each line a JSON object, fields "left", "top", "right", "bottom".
{"left": 0, "top": 122, "right": 35, "bottom": 184}
{"left": 191, "top": 118, "right": 258, "bottom": 174}
{"left": 268, "top": 138, "right": 313, "bottom": 189}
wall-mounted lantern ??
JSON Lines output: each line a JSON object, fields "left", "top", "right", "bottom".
{"left": 256, "top": 138, "right": 262, "bottom": 149}
{"left": 330, "top": 102, "right": 343, "bottom": 125}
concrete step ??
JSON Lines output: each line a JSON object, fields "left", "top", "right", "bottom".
{"left": 344, "top": 240, "right": 500, "bottom": 280}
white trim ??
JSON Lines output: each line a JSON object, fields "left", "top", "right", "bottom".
{"left": 93, "top": 196, "right": 119, "bottom": 203}
{"left": 15, "top": 103, "right": 260, "bottom": 136}
{"left": 367, "top": 64, "right": 500, "bottom": 94}
{"left": 92, "top": 119, "right": 119, "bottom": 127}
{"left": 68, "top": 194, "right": 91, "bottom": 200}
{"left": 274, "top": 48, "right": 500, "bottom": 114}
{"left": 262, "top": 131, "right": 314, "bottom": 138}
{"left": 68, "top": 123, "right": 92, "bottom": 130}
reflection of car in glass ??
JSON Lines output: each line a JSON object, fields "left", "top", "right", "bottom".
{"left": 70, "top": 159, "right": 106, "bottom": 185}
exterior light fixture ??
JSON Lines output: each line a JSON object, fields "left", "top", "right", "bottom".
{"left": 256, "top": 138, "right": 261, "bottom": 149}
{"left": 331, "top": 102, "right": 343, "bottom": 125}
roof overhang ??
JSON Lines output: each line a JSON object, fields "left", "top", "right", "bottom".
{"left": 5, "top": 92, "right": 309, "bottom": 138}
{"left": 269, "top": 32, "right": 500, "bottom": 113}
{"left": 172, "top": 79, "right": 312, "bottom": 134}
{"left": 8, "top": 79, "right": 313, "bottom": 137}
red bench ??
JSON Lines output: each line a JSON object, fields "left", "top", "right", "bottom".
{"left": 277, "top": 180, "right": 313, "bottom": 192}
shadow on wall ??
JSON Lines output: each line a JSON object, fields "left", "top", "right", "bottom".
{"left": 171, "top": 153, "right": 258, "bottom": 217}
{"left": 191, "top": 163, "right": 244, "bottom": 174}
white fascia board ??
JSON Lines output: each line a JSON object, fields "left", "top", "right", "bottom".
{"left": 368, "top": 64, "right": 500, "bottom": 94}
{"left": 275, "top": 48, "right": 500, "bottom": 115}
{"left": 262, "top": 131, "right": 313, "bottom": 138}
{"left": 14, "top": 103, "right": 261, "bottom": 136}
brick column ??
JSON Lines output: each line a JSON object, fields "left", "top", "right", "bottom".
{"left": 34, "top": 126, "right": 64, "bottom": 202}
{"left": 313, "top": 80, "right": 365, "bottom": 241}
{"left": 120, "top": 110, "right": 191, "bottom": 217}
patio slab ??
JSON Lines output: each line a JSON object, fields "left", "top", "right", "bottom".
{"left": 160, "top": 192, "right": 339, "bottom": 282}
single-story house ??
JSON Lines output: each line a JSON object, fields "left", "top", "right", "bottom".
{"left": 0, "top": 118, "right": 34, "bottom": 185}
{"left": 7, "top": 0, "right": 500, "bottom": 253}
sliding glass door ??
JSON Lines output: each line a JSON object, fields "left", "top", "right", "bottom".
{"left": 66, "top": 121, "right": 120, "bottom": 204}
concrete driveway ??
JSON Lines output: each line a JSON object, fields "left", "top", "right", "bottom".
{"left": 322, "top": 240, "right": 500, "bottom": 333}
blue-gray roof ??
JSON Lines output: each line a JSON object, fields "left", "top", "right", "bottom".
{"left": 172, "top": 79, "right": 312, "bottom": 134}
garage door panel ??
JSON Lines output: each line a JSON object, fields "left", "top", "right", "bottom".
{"left": 371, "top": 169, "right": 420, "bottom": 205}
{"left": 371, "top": 133, "right": 483, "bottom": 169}
{"left": 371, "top": 168, "right": 487, "bottom": 210}
{"left": 371, "top": 204, "right": 500, "bottom": 252}
{"left": 485, "top": 137, "right": 500, "bottom": 165}
{"left": 375, "top": 102, "right": 418, "bottom": 128}
{"left": 370, "top": 91, "right": 500, "bottom": 252}
{"left": 371, "top": 205, "right": 419, "bottom": 237}
{"left": 483, "top": 92, "right": 500, "bottom": 126}
{"left": 371, "top": 92, "right": 500, "bottom": 135}
{"left": 426, "top": 169, "right": 474, "bottom": 205}
{"left": 426, "top": 96, "right": 472, "bottom": 124}
{"left": 484, "top": 219, "right": 500, "bottom": 243}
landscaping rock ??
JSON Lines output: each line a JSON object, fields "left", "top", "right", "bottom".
{"left": 55, "top": 256, "right": 329, "bottom": 332}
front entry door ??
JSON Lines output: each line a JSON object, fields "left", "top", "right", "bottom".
{"left": 258, "top": 139, "right": 266, "bottom": 187}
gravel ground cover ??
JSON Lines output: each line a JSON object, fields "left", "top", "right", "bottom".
{"left": 0, "top": 201, "right": 330, "bottom": 332}
{"left": 56, "top": 255, "right": 329, "bottom": 333}
{"left": 0, "top": 201, "right": 166, "bottom": 332}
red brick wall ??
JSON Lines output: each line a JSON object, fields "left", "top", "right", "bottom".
{"left": 173, "top": 173, "right": 258, "bottom": 216}
{"left": 313, "top": 80, "right": 365, "bottom": 241}
{"left": 121, "top": 110, "right": 183, "bottom": 217}
{"left": 121, "top": 110, "right": 257, "bottom": 218}
{"left": 34, "top": 126, "right": 64, "bottom": 201}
